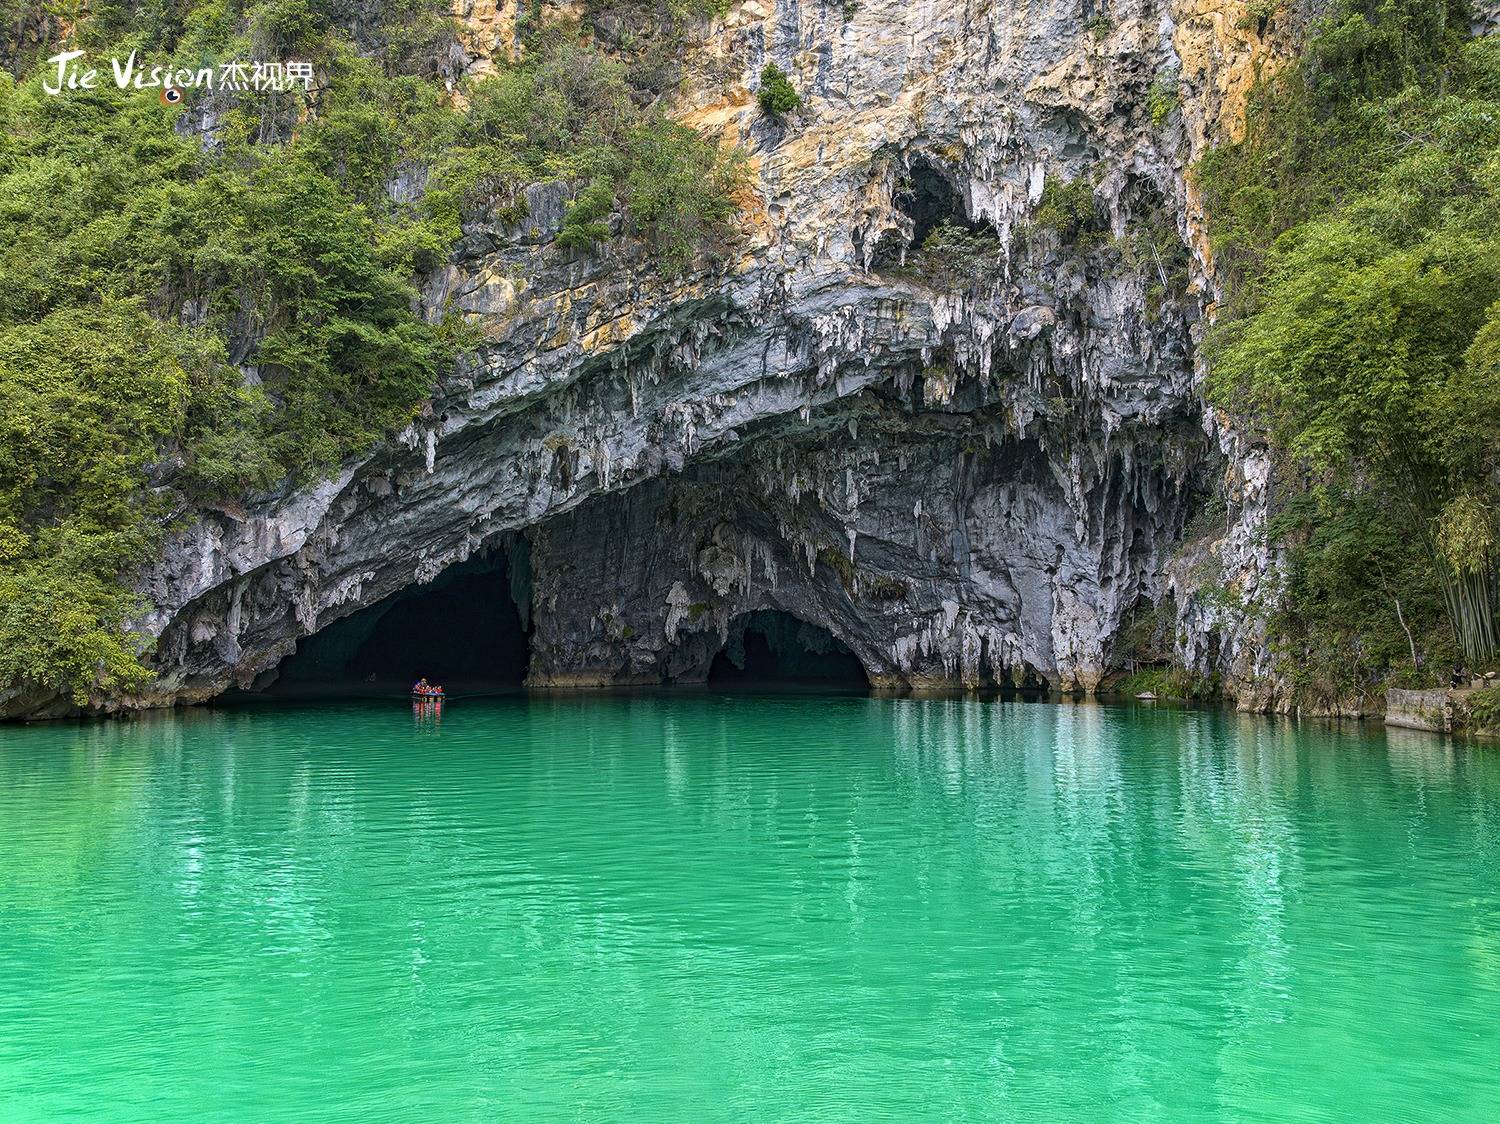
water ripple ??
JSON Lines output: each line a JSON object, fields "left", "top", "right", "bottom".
{"left": 1, "top": 697, "right": 1498, "bottom": 1121}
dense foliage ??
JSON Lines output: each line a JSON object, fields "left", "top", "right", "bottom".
{"left": 1033, "top": 175, "right": 1107, "bottom": 249}
{"left": 0, "top": 0, "right": 743, "bottom": 704}
{"left": 756, "top": 62, "right": 799, "bottom": 117}
{"left": 1200, "top": 0, "right": 1500, "bottom": 698}
{"left": 903, "top": 221, "right": 1003, "bottom": 288}
{"left": 1467, "top": 686, "right": 1500, "bottom": 729}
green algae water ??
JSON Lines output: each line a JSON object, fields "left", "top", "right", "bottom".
{"left": 2, "top": 697, "right": 1499, "bottom": 1121}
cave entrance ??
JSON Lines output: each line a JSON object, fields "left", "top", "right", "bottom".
{"left": 262, "top": 548, "right": 531, "bottom": 697}
{"left": 871, "top": 154, "right": 990, "bottom": 271}
{"left": 707, "top": 610, "right": 870, "bottom": 690}
{"left": 897, "top": 156, "right": 971, "bottom": 247}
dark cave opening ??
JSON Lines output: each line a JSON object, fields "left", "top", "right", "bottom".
{"left": 871, "top": 155, "right": 988, "bottom": 271}
{"left": 261, "top": 549, "right": 531, "bottom": 696}
{"left": 707, "top": 610, "right": 870, "bottom": 690}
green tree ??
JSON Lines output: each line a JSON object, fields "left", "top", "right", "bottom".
{"left": 557, "top": 175, "right": 616, "bottom": 248}
{"left": 757, "top": 62, "right": 800, "bottom": 117}
{"left": 0, "top": 302, "right": 235, "bottom": 700}
{"left": 1204, "top": 27, "right": 1500, "bottom": 668}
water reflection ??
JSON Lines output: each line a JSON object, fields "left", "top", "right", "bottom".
{"left": 1, "top": 699, "right": 1498, "bottom": 1120}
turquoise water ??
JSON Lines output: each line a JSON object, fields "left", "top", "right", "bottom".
{"left": 2, "top": 696, "right": 1498, "bottom": 1121}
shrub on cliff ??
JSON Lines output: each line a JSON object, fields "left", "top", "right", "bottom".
{"left": 557, "top": 176, "right": 617, "bottom": 248}
{"left": 757, "top": 62, "right": 800, "bottom": 117}
{"left": 1146, "top": 73, "right": 1178, "bottom": 127}
{"left": 1034, "top": 176, "right": 1105, "bottom": 248}
{"left": 623, "top": 117, "right": 745, "bottom": 271}
{"left": 904, "top": 221, "right": 1003, "bottom": 288}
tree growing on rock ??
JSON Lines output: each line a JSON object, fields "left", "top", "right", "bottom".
{"left": 757, "top": 62, "right": 800, "bottom": 117}
{"left": 1204, "top": 29, "right": 1500, "bottom": 668}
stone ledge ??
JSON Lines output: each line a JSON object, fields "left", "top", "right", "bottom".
{"left": 1384, "top": 688, "right": 1452, "bottom": 733}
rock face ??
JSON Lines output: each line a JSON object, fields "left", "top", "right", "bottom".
{"left": 6, "top": 0, "right": 1292, "bottom": 718}
{"left": 525, "top": 398, "right": 1207, "bottom": 691}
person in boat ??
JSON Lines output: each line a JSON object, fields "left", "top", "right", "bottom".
{"left": 413, "top": 677, "right": 431, "bottom": 696}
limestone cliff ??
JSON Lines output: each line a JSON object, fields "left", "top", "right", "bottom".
{"left": 5, "top": 0, "right": 1295, "bottom": 718}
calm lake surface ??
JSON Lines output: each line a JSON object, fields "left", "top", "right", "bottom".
{"left": 2, "top": 696, "right": 1498, "bottom": 1121}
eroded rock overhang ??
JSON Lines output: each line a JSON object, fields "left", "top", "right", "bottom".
{"left": 8, "top": 0, "right": 1295, "bottom": 717}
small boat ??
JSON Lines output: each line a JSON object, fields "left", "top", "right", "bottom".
{"left": 411, "top": 690, "right": 445, "bottom": 700}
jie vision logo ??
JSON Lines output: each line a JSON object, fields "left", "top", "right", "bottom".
{"left": 43, "top": 50, "right": 314, "bottom": 98}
